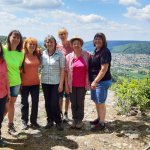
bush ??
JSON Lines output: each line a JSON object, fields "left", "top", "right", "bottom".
{"left": 114, "top": 77, "right": 150, "bottom": 114}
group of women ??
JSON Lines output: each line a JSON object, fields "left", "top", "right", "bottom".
{"left": 0, "top": 28, "right": 112, "bottom": 147}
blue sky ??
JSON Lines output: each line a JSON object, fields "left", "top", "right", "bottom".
{"left": 0, "top": 0, "right": 150, "bottom": 42}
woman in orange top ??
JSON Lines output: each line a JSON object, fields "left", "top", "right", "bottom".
{"left": 20, "top": 37, "right": 41, "bottom": 130}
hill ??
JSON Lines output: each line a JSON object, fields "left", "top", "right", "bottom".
{"left": 83, "top": 40, "right": 138, "bottom": 51}
{"left": 83, "top": 40, "right": 150, "bottom": 55}
{"left": 1, "top": 35, "right": 150, "bottom": 55}
{"left": 111, "top": 42, "right": 150, "bottom": 54}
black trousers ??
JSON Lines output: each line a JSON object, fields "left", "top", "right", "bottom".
{"left": 0, "top": 96, "right": 7, "bottom": 137}
{"left": 42, "top": 84, "right": 61, "bottom": 124}
{"left": 70, "top": 87, "right": 86, "bottom": 121}
{"left": 20, "top": 85, "right": 39, "bottom": 124}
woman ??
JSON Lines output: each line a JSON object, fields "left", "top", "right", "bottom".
{"left": 89, "top": 32, "right": 112, "bottom": 131}
{"left": 41, "top": 35, "right": 65, "bottom": 131}
{"left": 3, "top": 30, "right": 24, "bottom": 136}
{"left": 65, "top": 36, "right": 90, "bottom": 129}
{"left": 0, "top": 42, "right": 10, "bottom": 147}
{"left": 20, "top": 37, "right": 41, "bottom": 130}
{"left": 57, "top": 28, "right": 73, "bottom": 122}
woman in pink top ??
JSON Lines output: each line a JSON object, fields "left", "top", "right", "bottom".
{"left": 20, "top": 38, "right": 41, "bottom": 130}
{"left": 65, "top": 36, "right": 90, "bottom": 129}
{"left": 0, "top": 42, "right": 10, "bottom": 147}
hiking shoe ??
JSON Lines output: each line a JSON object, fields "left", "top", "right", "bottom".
{"left": 63, "top": 112, "right": 69, "bottom": 122}
{"left": 44, "top": 122, "right": 54, "bottom": 129}
{"left": 56, "top": 123, "right": 64, "bottom": 131}
{"left": 0, "top": 139, "right": 7, "bottom": 147}
{"left": 76, "top": 121, "right": 84, "bottom": 129}
{"left": 8, "top": 123, "right": 18, "bottom": 137}
{"left": 91, "top": 123, "right": 105, "bottom": 131}
{"left": 90, "top": 118, "right": 99, "bottom": 125}
{"left": 30, "top": 123, "right": 40, "bottom": 129}
{"left": 22, "top": 122, "right": 28, "bottom": 130}
{"left": 70, "top": 120, "right": 77, "bottom": 129}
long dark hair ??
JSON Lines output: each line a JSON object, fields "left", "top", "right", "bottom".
{"left": 7, "top": 30, "right": 23, "bottom": 52}
{"left": 93, "top": 32, "right": 107, "bottom": 49}
{"left": 0, "top": 42, "right": 4, "bottom": 62}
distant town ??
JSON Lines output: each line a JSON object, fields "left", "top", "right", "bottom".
{"left": 112, "top": 53, "right": 150, "bottom": 69}
{"left": 111, "top": 53, "right": 150, "bottom": 79}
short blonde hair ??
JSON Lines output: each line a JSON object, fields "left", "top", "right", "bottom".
{"left": 58, "top": 28, "right": 68, "bottom": 36}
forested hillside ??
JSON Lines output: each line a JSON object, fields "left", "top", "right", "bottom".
{"left": 112, "top": 42, "right": 150, "bottom": 54}
{"left": 83, "top": 40, "right": 150, "bottom": 55}
{"left": 1, "top": 35, "right": 150, "bottom": 55}
{"left": 83, "top": 40, "right": 140, "bottom": 51}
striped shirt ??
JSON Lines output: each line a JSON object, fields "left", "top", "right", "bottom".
{"left": 41, "top": 49, "right": 65, "bottom": 84}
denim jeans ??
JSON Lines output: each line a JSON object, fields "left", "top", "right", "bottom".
{"left": 10, "top": 85, "right": 20, "bottom": 97}
{"left": 91, "top": 80, "right": 112, "bottom": 104}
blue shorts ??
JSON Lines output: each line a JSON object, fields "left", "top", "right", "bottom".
{"left": 10, "top": 85, "right": 20, "bottom": 97}
{"left": 91, "top": 80, "right": 112, "bottom": 104}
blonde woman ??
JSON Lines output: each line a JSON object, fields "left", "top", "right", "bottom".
{"left": 57, "top": 28, "right": 73, "bottom": 121}
{"left": 20, "top": 37, "right": 41, "bottom": 130}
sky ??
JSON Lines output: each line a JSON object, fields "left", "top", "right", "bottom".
{"left": 0, "top": 0, "right": 150, "bottom": 42}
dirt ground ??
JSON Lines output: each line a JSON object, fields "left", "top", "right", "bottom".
{"left": 1, "top": 90, "right": 150, "bottom": 150}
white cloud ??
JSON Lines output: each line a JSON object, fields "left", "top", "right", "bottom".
{"left": 124, "top": 5, "right": 150, "bottom": 21}
{"left": 0, "top": 5, "right": 149, "bottom": 41}
{"left": 34, "top": 10, "right": 105, "bottom": 24}
{"left": 0, "top": 0, "right": 64, "bottom": 9}
{"left": 0, "top": 0, "right": 150, "bottom": 41}
{"left": 23, "top": 0, "right": 64, "bottom": 9}
{"left": 78, "top": 0, "right": 111, "bottom": 2}
{"left": 79, "top": 14, "right": 105, "bottom": 23}
{"left": 119, "top": 0, "right": 141, "bottom": 6}
{"left": 0, "top": 11, "right": 16, "bottom": 20}
{"left": 0, "top": 0, "right": 22, "bottom": 4}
